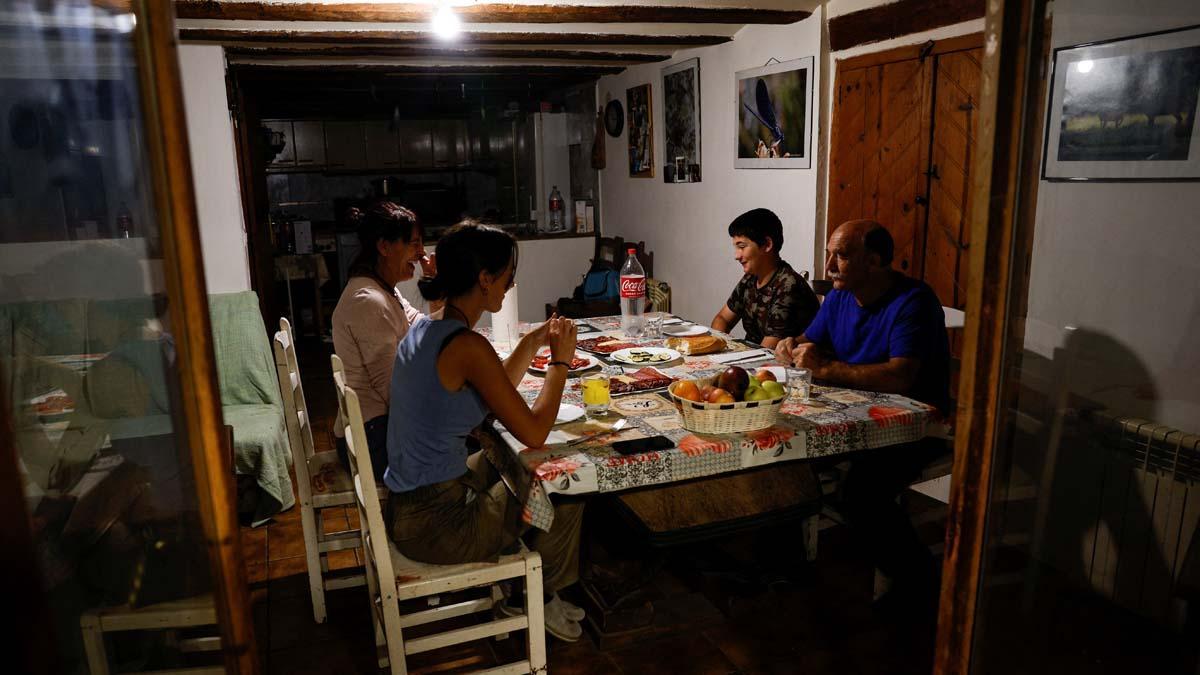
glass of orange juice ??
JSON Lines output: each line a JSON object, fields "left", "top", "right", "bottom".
{"left": 581, "top": 371, "right": 611, "bottom": 418}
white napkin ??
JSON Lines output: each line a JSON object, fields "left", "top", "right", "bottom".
{"left": 491, "top": 283, "right": 520, "bottom": 349}
{"left": 709, "top": 349, "right": 774, "bottom": 364}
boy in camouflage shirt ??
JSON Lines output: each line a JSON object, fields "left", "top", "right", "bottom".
{"left": 711, "top": 208, "right": 820, "bottom": 348}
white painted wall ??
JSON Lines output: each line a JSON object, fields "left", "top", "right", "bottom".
{"left": 597, "top": 11, "right": 824, "bottom": 330}
{"left": 395, "top": 236, "right": 596, "bottom": 324}
{"left": 1022, "top": 0, "right": 1200, "bottom": 431}
{"left": 178, "top": 45, "right": 251, "bottom": 294}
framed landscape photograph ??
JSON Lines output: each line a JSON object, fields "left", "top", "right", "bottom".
{"left": 735, "top": 56, "right": 814, "bottom": 169}
{"left": 1043, "top": 24, "right": 1200, "bottom": 181}
{"left": 626, "top": 83, "right": 654, "bottom": 178}
{"left": 662, "top": 58, "right": 701, "bottom": 183}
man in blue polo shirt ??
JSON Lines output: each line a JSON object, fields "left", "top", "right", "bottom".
{"left": 776, "top": 219, "right": 950, "bottom": 608}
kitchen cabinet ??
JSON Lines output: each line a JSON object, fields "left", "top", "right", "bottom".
{"left": 400, "top": 120, "right": 433, "bottom": 169}
{"left": 263, "top": 119, "right": 295, "bottom": 166}
{"left": 453, "top": 119, "right": 470, "bottom": 167}
{"left": 292, "top": 120, "right": 326, "bottom": 167}
{"left": 432, "top": 120, "right": 454, "bottom": 168}
{"left": 363, "top": 120, "right": 401, "bottom": 169}
{"left": 324, "top": 121, "right": 365, "bottom": 169}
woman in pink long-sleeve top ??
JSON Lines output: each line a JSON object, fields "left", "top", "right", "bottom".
{"left": 331, "top": 201, "right": 437, "bottom": 478}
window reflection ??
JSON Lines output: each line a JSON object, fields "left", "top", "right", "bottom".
{"left": 2, "top": 3, "right": 217, "bottom": 672}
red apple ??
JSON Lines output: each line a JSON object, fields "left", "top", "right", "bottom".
{"left": 716, "top": 366, "right": 750, "bottom": 401}
{"left": 755, "top": 368, "right": 777, "bottom": 383}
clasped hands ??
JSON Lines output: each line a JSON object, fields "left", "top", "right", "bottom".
{"left": 773, "top": 336, "right": 826, "bottom": 375}
{"left": 526, "top": 314, "right": 578, "bottom": 363}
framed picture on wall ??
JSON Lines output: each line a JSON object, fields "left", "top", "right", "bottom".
{"left": 662, "top": 58, "right": 701, "bottom": 183}
{"left": 1043, "top": 24, "right": 1200, "bottom": 181}
{"left": 735, "top": 56, "right": 814, "bottom": 169}
{"left": 626, "top": 83, "right": 655, "bottom": 178}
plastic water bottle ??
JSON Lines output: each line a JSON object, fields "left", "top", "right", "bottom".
{"left": 548, "top": 185, "right": 564, "bottom": 231}
{"left": 620, "top": 247, "right": 646, "bottom": 337}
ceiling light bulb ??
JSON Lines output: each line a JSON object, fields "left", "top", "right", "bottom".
{"left": 432, "top": 5, "right": 461, "bottom": 40}
{"left": 1076, "top": 59, "right": 1093, "bottom": 74}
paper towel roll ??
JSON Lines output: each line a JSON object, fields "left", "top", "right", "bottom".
{"left": 491, "top": 283, "right": 520, "bottom": 349}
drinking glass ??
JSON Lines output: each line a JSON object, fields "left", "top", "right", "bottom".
{"left": 581, "top": 371, "right": 612, "bottom": 418}
{"left": 785, "top": 367, "right": 812, "bottom": 403}
{"left": 645, "top": 312, "right": 667, "bottom": 339}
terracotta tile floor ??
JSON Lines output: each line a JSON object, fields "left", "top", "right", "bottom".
{"left": 243, "top": 338, "right": 943, "bottom": 674}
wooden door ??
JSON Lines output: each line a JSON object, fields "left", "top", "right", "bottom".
{"left": 924, "top": 48, "right": 983, "bottom": 311}
{"left": 829, "top": 58, "right": 931, "bottom": 277}
{"left": 829, "top": 34, "right": 983, "bottom": 312}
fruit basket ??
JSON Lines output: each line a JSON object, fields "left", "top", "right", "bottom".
{"left": 667, "top": 374, "right": 788, "bottom": 434}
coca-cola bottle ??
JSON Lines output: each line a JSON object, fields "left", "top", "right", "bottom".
{"left": 619, "top": 247, "right": 646, "bottom": 337}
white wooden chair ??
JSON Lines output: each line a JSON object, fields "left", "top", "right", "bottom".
{"left": 79, "top": 594, "right": 222, "bottom": 675}
{"left": 331, "top": 354, "right": 548, "bottom": 674}
{"left": 273, "top": 317, "right": 365, "bottom": 623}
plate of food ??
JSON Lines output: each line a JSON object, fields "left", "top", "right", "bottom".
{"left": 610, "top": 367, "right": 677, "bottom": 395}
{"left": 662, "top": 323, "right": 709, "bottom": 337}
{"left": 529, "top": 350, "right": 600, "bottom": 374}
{"left": 576, "top": 336, "right": 646, "bottom": 355}
{"left": 609, "top": 347, "right": 682, "bottom": 366}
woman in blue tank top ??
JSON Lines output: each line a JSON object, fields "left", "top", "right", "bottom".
{"left": 384, "top": 221, "right": 587, "bottom": 642}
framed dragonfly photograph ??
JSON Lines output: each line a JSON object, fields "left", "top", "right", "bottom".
{"left": 735, "top": 56, "right": 814, "bottom": 169}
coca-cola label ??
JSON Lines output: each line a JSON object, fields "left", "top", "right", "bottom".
{"left": 620, "top": 275, "right": 646, "bottom": 298}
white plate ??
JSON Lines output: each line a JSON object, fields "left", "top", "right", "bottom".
{"left": 527, "top": 351, "right": 601, "bottom": 374}
{"left": 662, "top": 324, "right": 709, "bottom": 337}
{"left": 609, "top": 346, "right": 683, "bottom": 366}
{"left": 555, "top": 403, "right": 585, "bottom": 425}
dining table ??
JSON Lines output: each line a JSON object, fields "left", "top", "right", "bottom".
{"left": 482, "top": 314, "right": 941, "bottom": 533}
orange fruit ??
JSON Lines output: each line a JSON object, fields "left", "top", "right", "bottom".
{"left": 674, "top": 380, "right": 702, "bottom": 402}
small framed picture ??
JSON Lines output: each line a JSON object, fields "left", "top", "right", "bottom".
{"left": 1043, "top": 24, "right": 1200, "bottom": 181}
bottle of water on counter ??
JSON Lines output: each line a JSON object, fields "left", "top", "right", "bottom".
{"left": 620, "top": 247, "right": 646, "bottom": 337}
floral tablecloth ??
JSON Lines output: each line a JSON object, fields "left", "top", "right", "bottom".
{"left": 482, "top": 316, "right": 938, "bottom": 531}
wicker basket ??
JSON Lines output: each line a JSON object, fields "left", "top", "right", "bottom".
{"left": 667, "top": 376, "right": 787, "bottom": 434}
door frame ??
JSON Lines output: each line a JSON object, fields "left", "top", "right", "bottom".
{"left": 934, "top": 0, "right": 1051, "bottom": 673}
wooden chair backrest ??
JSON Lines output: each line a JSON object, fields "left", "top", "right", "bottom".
{"left": 331, "top": 354, "right": 403, "bottom": 643}
{"left": 273, "top": 317, "right": 316, "bottom": 481}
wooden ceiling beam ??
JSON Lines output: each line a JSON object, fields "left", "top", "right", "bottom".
{"left": 227, "top": 63, "right": 625, "bottom": 75}
{"left": 225, "top": 45, "right": 670, "bottom": 62}
{"left": 175, "top": 2, "right": 811, "bottom": 25}
{"left": 179, "top": 28, "right": 733, "bottom": 47}
{"left": 828, "top": 0, "right": 984, "bottom": 52}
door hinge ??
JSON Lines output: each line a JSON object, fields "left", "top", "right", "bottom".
{"left": 918, "top": 40, "right": 935, "bottom": 62}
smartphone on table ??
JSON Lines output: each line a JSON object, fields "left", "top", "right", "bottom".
{"left": 612, "top": 435, "right": 673, "bottom": 455}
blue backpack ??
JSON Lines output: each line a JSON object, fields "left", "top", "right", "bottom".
{"left": 574, "top": 260, "right": 619, "bottom": 302}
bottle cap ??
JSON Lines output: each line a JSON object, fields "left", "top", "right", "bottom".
{"left": 627, "top": 247, "right": 636, "bottom": 253}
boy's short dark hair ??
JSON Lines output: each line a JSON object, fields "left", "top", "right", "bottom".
{"left": 728, "top": 208, "right": 784, "bottom": 253}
